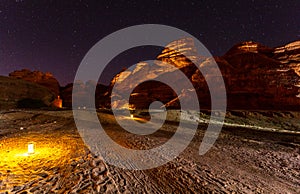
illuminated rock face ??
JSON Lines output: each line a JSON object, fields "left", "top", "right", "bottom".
{"left": 274, "top": 40, "right": 300, "bottom": 76}
{"left": 221, "top": 41, "right": 300, "bottom": 109}
{"left": 107, "top": 38, "right": 199, "bottom": 109}
{"left": 9, "top": 69, "right": 60, "bottom": 95}
{"left": 225, "top": 41, "right": 274, "bottom": 56}
{"left": 108, "top": 39, "right": 300, "bottom": 110}
{"left": 157, "top": 37, "right": 199, "bottom": 69}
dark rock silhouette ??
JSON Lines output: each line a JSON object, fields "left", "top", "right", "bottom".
{"left": 0, "top": 76, "right": 55, "bottom": 109}
{"left": 9, "top": 69, "right": 60, "bottom": 95}
{"left": 60, "top": 81, "right": 108, "bottom": 108}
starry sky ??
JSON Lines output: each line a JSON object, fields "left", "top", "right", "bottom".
{"left": 0, "top": 0, "right": 299, "bottom": 85}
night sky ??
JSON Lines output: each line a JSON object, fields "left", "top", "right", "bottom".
{"left": 0, "top": 0, "right": 299, "bottom": 85}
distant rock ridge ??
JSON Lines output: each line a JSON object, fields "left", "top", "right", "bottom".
{"left": 9, "top": 69, "right": 60, "bottom": 95}
{"left": 60, "top": 81, "right": 108, "bottom": 108}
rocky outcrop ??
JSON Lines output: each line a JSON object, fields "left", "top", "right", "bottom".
{"left": 273, "top": 40, "right": 300, "bottom": 76}
{"left": 107, "top": 38, "right": 200, "bottom": 110}
{"left": 220, "top": 41, "right": 300, "bottom": 109}
{"left": 224, "top": 41, "right": 274, "bottom": 57}
{"left": 9, "top": 69, "right": 60, "bottom": 95}
{"left": 0, "top": 76, "right": 55, "bottom": 109}
{"left": 157, "top": 37, "right": 200, "bottom": 70}
{"left": 107, "top": 39, "right": 300, "bottom": 110}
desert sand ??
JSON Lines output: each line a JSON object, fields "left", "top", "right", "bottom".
{"left": 0, "top": 109, "right": 299, "bottom": 193}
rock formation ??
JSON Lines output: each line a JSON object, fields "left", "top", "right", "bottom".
{"left": 107, "top": 39, "right": 300, "bottom": 110}
{"left": 0, "top": 76, "right": 55, "bottom": 109}
{"left": 220, "top": 41, "right": 300, "bottom": 109}
{"left": 6, "top": 39, "right": 298, "bottom": 111}
{"left": 60, "top": 81, "right": 108, "bottom": 108}
{"left": 273, "top": 40, "right": 300, "bottom": 76}
{"left": 9, "top": 69, "right": 60, "bottom": 95}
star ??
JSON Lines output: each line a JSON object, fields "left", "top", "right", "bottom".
{"left": 0, "top": 0, "right": 298, "bottom": 85}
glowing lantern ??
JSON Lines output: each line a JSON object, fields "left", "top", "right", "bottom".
{"left": 52, "top": 96, "right": 62, "bottom": 108}
{"left": 28, "top": 143, "right": 35, "bottom": 155}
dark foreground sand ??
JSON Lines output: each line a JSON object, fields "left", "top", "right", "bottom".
{"left": 0, "top": 110, "right": 299, "bottom": 193}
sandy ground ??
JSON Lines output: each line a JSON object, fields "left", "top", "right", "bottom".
{"left": 0, "top": 109, "right": 299, "bottom": 193}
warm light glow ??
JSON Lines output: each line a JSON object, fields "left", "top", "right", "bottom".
{"left": 0, "top": 132, "right": 86, "bottom": 188}
{"left": 52, "top": 96, "right": 63, "bottom": 108}
{"left": 130, "top": 114, "right": 134, "bottom": 119}
{"left": 28, "top": 143, "right": 34, "bottom": 155}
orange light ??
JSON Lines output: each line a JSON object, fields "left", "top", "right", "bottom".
{"left": 52, "top": 96, "right": 62, "bottom": 108}
{"left": 130, "top": 114, "right": 134, "bottom": 119}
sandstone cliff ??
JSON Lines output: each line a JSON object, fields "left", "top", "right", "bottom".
{"left": 107, "top": 39, "right": 300, "bottom": 110}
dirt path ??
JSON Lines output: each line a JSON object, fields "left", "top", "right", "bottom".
{"left": 99, "top": 113, "right": 300, "bottom": 193}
